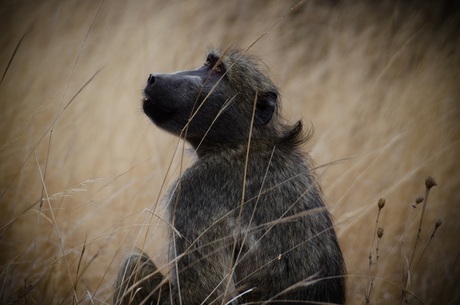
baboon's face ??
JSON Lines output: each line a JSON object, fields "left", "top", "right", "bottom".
{"left": 143, "top": 50, "right": 277, "bottom": 147}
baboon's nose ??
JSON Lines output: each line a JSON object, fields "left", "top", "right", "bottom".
{"left": 147, "top": 74, "right": 155, "bottom": 85}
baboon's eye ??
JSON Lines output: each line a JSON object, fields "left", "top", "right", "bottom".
{"left": 204, "top": 54, "right": 224, "bottom": 74}
{"left": 212, "top": 64, "right": 223, "bottom": 73}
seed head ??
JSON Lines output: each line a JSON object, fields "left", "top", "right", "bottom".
{"left": 435, "top": 219, "right": 443, "bottom": 228}
{"left": 425, "top": 176, "right": 437, "bottom": 190}
{"left": 412, "top": 195, "right": 424, "bottom": 208}
{"left": 377, "top": 198, "right": 385, "bottom": 209}
{"left": 377, "top": 227, "right": 384, "bottom": 238}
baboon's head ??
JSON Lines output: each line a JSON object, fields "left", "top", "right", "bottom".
{"left": 143, "top": 49, "right": 279, "bottom": 150}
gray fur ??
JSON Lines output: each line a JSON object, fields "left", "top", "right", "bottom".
{"left": 114, "top": 49, "right": 346, "bottom": 305}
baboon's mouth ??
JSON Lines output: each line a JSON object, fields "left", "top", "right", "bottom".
{"left": 142, "top": 94, "right": 174, "bottom": 122}
{"left": 142, "top": 95, "right": 159, "bottom": 109}
{"left": 142, "top": 95, "right": 154, "bottom": 110}
{"left": 143, "top": 95, "right": 152, "bottom": 104}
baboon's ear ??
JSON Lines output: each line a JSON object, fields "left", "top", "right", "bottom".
{"left": 255, "top": 91, "right": 277, "bottom": 126}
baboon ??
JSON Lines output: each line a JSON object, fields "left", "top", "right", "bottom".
{"left": 114, "top": 48, "right": 346, "bottom": 305}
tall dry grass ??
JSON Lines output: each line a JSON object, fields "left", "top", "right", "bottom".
{"left": 1, "top": 0, "right": 459, "bottom": 304}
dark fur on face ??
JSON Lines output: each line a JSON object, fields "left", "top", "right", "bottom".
{"left": 115, "top": 49, "right": 346, "bottom": 305}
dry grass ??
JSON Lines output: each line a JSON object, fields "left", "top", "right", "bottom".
{"left": 1, "top": 0, "right": 459, "bottom": 304}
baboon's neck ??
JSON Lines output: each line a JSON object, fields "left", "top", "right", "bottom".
{"left": 191, "top": 137, "right": 279, "bottom": 159}
{"left": 189, "top": 122, "right": 306, "bottom": 158}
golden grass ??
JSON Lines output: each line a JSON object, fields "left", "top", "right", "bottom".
{"left": 1, "top": 0, "right": 459, "bottom": 304}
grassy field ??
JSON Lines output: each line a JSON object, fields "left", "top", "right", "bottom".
{"left": 1, "top": 0, "right": 459, "bottom": 304}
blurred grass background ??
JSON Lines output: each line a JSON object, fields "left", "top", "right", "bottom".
{"left": 1, "top": 0, "right": 459, "bottom": 304}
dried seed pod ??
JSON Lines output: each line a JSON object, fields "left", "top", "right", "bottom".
{"left": 377, "top": 198, "right": 385, "bottom": 209}
{"left": 377, "top": 227, "right": 384, "bottom": 238}
{"left": 425, "top": 176, "right": 437, "bottom": 190}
